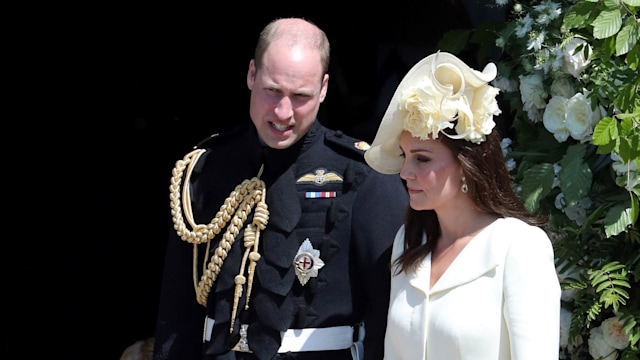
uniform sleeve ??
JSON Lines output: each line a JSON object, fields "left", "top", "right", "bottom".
{"left": 352, "top": 171, "right": 408, "bottom": 360}
{"left": 153, "top": 230, "right": 207, "bottom": 360}
{"left": 503, "top": 223, "right": 561, "bottom": 360}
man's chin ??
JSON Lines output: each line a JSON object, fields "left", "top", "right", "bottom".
{"left": 262, "top": 136, "right": 296, "bottom": 150}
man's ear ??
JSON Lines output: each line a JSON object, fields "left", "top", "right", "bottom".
{"left": 319, "top": 73, "right": 329, "bottom": 103}
{"left": 247, "top": 59, "right": 256, "bottom": 90}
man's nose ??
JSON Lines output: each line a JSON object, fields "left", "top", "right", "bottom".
{"left": 275, "top": 96, "right": 294, "bottom": 119}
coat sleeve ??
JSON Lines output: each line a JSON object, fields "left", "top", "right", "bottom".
{"left": 351, "top": 170, "right": 408, "bottom": 360}
{"left": 503, "top": 222, "right": 561, "bottom": 359}
{"left": 152, "top": 230, "right": 207, "bottom": 360}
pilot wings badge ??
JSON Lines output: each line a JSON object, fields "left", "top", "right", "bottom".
{"left": 296, "top": 168, "right": 343, "bottom": 186}
{"left": 293, "top": 238, "right": 325, "bottom": 286}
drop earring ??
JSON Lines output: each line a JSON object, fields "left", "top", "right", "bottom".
{"left": 461, "top": 176, "right": 468, "bottom": 193}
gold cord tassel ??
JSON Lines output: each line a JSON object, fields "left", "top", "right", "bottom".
{"left": 170, "top": 153, "right": 269, "bottom": 326}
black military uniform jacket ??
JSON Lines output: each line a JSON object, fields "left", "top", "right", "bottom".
{"left": 153, "top": 120, "right": 408, "bottom": 360}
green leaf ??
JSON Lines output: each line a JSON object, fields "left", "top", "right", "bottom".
{"left": 604, "top": 204, "right": 634, "bottom": 237}
{"left": 631, "top": 192, "right": 639, "bottom": 225}
{"left": 596, "top": 281, "right": 612, "bottom": 292}
{"left": 522, "top": 163, "right": 555, "bottom": 212}
{"left": 614, "top": 83, "right": 639, "bottom": 113}
{"left": 563, "top": 0, "right": 597, "bottom": 30}
{"left": 619, "top": 137, "right": 632, "bottom": 163}
{"left": 560, "top": 144, "right": 593, "bottom": 205}
{"left": 616, "top": 21, "right": 638, "bottom": 56}
{"left": 592, "top": 117, "right": 617, "bottom": 146}
{"left": 612, "top": 287, "right": 630, "bottom": 299}
{"left": 622, "top": 0, "right": 640, "bottom": 5}
{"left": 611, "top": 280, "right": 631, "bottom": 289}
{"left": 437, "top": 29, "right": 472, "bottom": 55}
{"left": 619, "top": 115, "right": 637, "bottom": 136}
{"left": 590, "top": 272, "right": 610, "bottom": 285}
{"left": 601, "top": 261, "right": 625, "bottom": 272}
{"left": 593, "top": 9, "right": 623, "bottom": 39}
{"left": 604, "top": 0, "right": 622, "bottom": 7}
{"left": 469, "top": 20, "right": 505, "bottom": 66}
{"left": 628, "top": 43, "right": 640, "bottom": 70}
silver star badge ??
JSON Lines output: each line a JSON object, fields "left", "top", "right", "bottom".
{"left": 293, "top": 238, "right": 325, "bottom": 286}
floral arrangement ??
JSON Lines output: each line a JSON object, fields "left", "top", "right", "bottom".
{"left": 400, "top": 53, "right": 501, "bottom": 144}
{"left": 438, "top": 0, "right": 639, "bottom": 358}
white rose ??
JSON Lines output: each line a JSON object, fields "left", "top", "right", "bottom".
{"left": 519, "top": 73, "right": 547, "bottom": 109}
{"left": 560, "top": 308, "right": 572, "bottom": 347}
{"left": 589, "top": 326, "right": 618, "bottom": 360}
{"left": 492, "top": 76, "right": 517, "bottom": 92}
{"left": 563, "top": 38, "right": 592, "bottom": 78}
{"left": 550, "top": 46, "right": 566, "bottom": 72}
{"left": 543, "top": 96, "right": 570, "bottom": 142}
{"left": 610, "top": 153, "right": 639, "bottom": 174}
{"left": 460, "top": 84, "right": 499, "bottom": 143}
{"left": 401, "top": 81, "right": 453, "bottom": 140}
{"left": 591, "top": 104, "right": 606, "bottom": 128}
{"left": 525, "top": 103, "right": 544, "bottom": 123}
{"left": 555, "top": 192, "right": 566, "bottom": 209}
{"left": 400, "top": 57, "right": 500, "bottom": 144}
{"left": 601, "top": 316, "right": 630, "bottom": 350}
{"left": 565, "top": 204, "right": 587, "bottom": 226}
{"left": 550, "top": 77, "right": 575, "bottom": 98}
{"left": 556, "top": 261, "right": 581, "bottom": 301}
{"left": 500, "top": 137, "right": 512, "bottom": 154}
{"left": 565, "top": 93, "right": 594, "bottom": 142}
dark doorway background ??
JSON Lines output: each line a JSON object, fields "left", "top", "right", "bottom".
{"left": 10, "top": 2, "right": 505, "bottom": 359}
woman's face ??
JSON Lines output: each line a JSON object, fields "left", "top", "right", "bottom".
{"left": 399, "top": 131, "right": 464, "bottom": 211}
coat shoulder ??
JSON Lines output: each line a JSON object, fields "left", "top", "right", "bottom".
{"left": 194, "top": 124, "right": 248, "bottom": 150}
{"left": 323, "top": 129, "right": 371, "bottom": 160}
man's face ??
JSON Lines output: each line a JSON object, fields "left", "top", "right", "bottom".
{"left": 247, "top": 42, "right": 328, "bottom": 149}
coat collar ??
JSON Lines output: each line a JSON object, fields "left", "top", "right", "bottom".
{"left": 407, "top": 218, "right": 503, "bottom": 295}
{"left": 260, "top": 121, "right": 324, "bottom": 233}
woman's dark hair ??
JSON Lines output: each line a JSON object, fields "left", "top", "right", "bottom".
{"left": 394, "top": 130, "right": 547, "bottom": 274}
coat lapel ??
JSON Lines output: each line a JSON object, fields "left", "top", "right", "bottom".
{"left": 407, "top": 252, "right": 432, "bottom": 295}
{"left": 430, "top": 219, "right": 503, "bottom": 295}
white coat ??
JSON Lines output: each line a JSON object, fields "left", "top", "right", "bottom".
{"left": 384, "top": 217, "right": 561, "bottom": 359}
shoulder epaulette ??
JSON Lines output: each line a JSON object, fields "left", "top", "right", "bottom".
{"left": 324, "top": 129, "right": 371, "bottom": 156}
{"left": 194, "top": 123, "right": 248, "bottom": 149}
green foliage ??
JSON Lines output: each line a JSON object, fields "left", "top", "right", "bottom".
{"left": 437, "top": 0, "right": 640, "bottom": 357}
{"left": 588, "top": 261, "right": 631, "bottom": 312}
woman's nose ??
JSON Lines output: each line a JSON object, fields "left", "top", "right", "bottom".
{"left": 399, "top": 160, "right": 414, "bottom": 180}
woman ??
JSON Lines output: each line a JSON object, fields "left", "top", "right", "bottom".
{"left": 364, "top": 52, "right": 561, "bottom": 359}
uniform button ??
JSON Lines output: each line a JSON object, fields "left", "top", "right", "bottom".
{"left": 335, "top": 130, "right": 343, "bottom": 137}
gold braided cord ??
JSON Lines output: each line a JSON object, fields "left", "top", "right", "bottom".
{"left": 169, "top": 149, "right": 269, "bottom": 313}
{"left": 229, "top": 188, "right": 268, "bottom": 333}
{"left": 195, "top": 186, "right": 263, "bottom": 306}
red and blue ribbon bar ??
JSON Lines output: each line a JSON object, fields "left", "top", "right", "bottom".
{"left": 305, "top": 191, "right": 337, "bottom": 198}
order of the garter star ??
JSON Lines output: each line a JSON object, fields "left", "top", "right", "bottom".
{"left": 293, "top": 238, "right": 325, "bottom": 286}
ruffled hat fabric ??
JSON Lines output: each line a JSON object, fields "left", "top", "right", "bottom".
{"left": 364, "top": 51, "right": 499, "bottom": 174}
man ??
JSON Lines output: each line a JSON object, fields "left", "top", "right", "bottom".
{"left": 153, "top": 17, "right": 408, "bottom": 360}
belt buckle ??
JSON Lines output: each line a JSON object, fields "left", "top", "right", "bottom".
{"left": 231, "top": 324, "right": 252, "bottom": 353}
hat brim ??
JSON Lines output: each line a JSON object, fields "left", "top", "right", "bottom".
{"left": 364, "top": 51, "right": 497, "bottom": 174}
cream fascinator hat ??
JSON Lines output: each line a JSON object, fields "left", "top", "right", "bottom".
{"left": 364, "top": 51, "right": 501, "bottom": 174}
